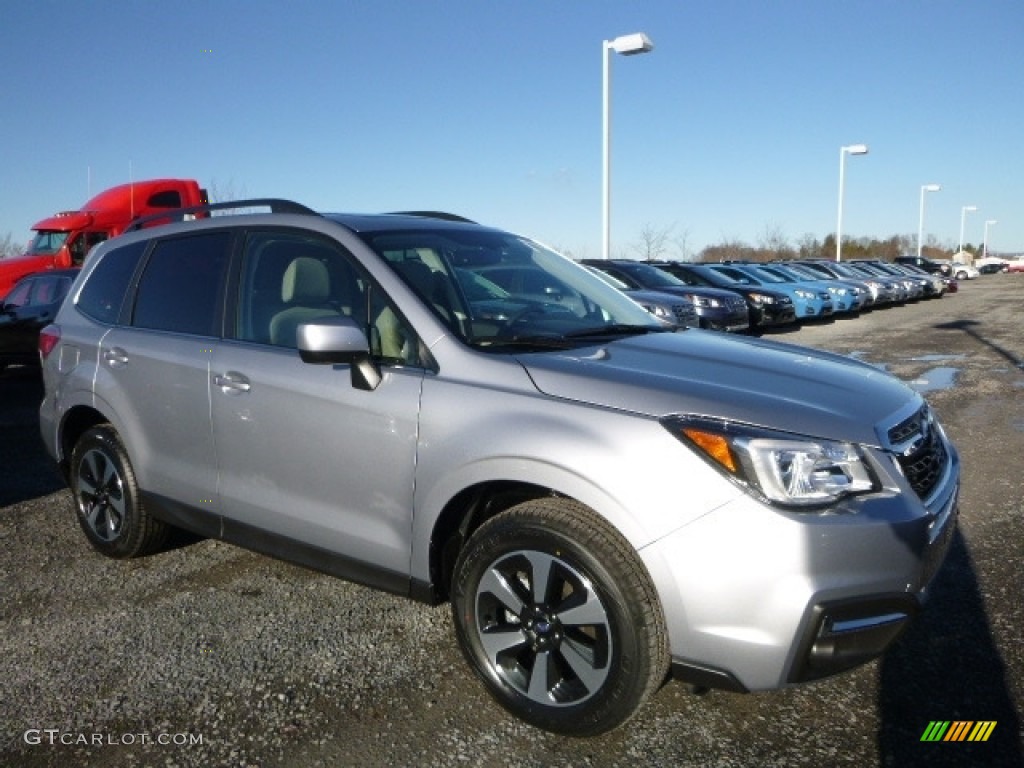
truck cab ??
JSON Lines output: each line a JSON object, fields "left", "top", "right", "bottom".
{"left": 0, "top": 179, "right": 207, "bottom": 294}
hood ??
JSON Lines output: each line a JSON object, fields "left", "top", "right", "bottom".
{"left": 656, "top": 284, "right": 742, "bottom": 300}
{"left": 518, "top": 331, "right": 919, "bottom": 446}
{"left": 0, "top": 253, "right": 56, "bottom": 281}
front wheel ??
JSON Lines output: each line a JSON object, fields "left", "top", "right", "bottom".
{"left": 69, "top": 425, "right": 169, "bottom": 558}
{"left": 451, "top": 498, "right": 669, "bottom": 736}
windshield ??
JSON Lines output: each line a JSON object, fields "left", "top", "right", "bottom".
{"left": 619, "top": 262, "right": 687, "bottom": 289}
{"left": 708, "top": 265, "right": 757, "bottom": 286}
{"left": 359, "top": 228, "right": 667, "bottom": 349}
{"left": 742, "top": 265, "right": 793, "bottom": 285}
{"left": 27, "top": 230, "right": 68, "bottom": 256}
{"left": 585, "top": 266, "right": 631, "bottom": 291}
{"left": 830, "top": 262, "right": 866, "bottom": 279}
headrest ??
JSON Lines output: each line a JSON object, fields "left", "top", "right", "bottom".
{"left": 282, "top": 257, "right": 329, "bottom": 303}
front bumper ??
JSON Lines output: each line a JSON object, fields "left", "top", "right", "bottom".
{"left": 642, "top": 439, "right": 960, "bottom": 692}
{"left": 698, "top": 307, "right": 750, "bottom": 332}
{"left": 756, "top": 303, "right": 797, "bottom": 327}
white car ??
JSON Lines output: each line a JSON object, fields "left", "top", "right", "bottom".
{"left": 950, "top": 262, "right": 981, "bottom": 280}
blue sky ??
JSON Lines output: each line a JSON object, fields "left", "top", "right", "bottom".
{"left": 1, "top": 1, "right": 1021, "bottom": 258}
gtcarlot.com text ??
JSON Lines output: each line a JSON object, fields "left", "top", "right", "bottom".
{"left": 24, "top": 729, "right": 203, "bottom": 747}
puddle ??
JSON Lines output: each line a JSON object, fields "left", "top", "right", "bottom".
{"left": 908, "top": 366, "right": 959, "bottom": 393}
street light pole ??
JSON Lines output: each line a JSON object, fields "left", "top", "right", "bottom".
{"left": 958, "top": 205, "right": 977, "bottom": 255}
{"left": 917, "top": 183, "right": 941, "bottom": 258}
{"left": 983, "top": 219, "right": 998, "bottom": 259}
{"left": 835, "top": 143, "right": 868, "bottom": 261}
{"left": 602, "top": 32, "right": 654, "bottom": 259}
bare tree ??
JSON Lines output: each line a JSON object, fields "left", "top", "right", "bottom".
{"left": 632, "top": 222, "right": 674, "bottom": 261}
{"left": 796, "top": 233, "right": 822, "bottom": 260}
{"left": 0, "top": 232, "right": 26, "bottom": 259}
{"left": 701, "top": 237, "right": 753, "bottom": 263}
{"left": 757, "top": 223, "right": 794, "bottom": 262}
{"left": 670, "top": 227, "right": 693, "bottom": 262}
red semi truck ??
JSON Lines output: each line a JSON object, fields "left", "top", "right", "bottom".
{"left": 1, "top": 179, "right": 208, "bottom": 295}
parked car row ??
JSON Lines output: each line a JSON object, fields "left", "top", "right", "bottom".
{"left": 974, "top": 256, "right": 1024, "bottom": 274}
{"left": 579, "top": 258, "right": 958, "bottom": 334}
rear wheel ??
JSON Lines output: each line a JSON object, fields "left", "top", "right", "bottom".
{"left": 69, "top": 425, "right": 169, "bottom": 558}
{"left": 452, "top": 498, "right": 669, "bottom": 736}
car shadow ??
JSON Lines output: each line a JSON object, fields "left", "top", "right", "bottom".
{"left": 0, "top": 368, "right": 64, "bottom": 508}
{"left": 934, "top": 319, "right": 1023, "bottom": 369}
{"left": 877, "top": 530, "right": 1022, "bottom": 766}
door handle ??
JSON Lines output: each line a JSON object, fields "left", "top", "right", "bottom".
{"left": 214, "top": 372, "right": 251, "bottom": 394}
{"left": 102, "top": 347, "right": 129, "bottom": 367}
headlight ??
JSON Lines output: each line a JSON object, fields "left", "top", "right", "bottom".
{"left": 689, "top": 295, "right": 720, "bottom": 308}
{"left": 661, "top": 416, "right": 878, "bottom": 508}
{"left": 795, "top": 289, "right": 814, "bottom": 299}
{"left": 643, "top": 303, "right": 672, "bottom": 320}
{"left": 749, "top": 292, "right": 775, "bottom": 305}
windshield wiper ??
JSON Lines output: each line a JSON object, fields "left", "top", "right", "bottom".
{"left": 472, "top": 335, "right": 575, "bottom": 351}
{"left": 565, "top": 324, "right": 668, "bottom": 339}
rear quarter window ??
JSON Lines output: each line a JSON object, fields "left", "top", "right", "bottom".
{"left": 76, "top": 240, "right": 148, "bottom": 324}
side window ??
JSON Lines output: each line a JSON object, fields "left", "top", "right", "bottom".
{"left": 132, "top": 232, "right": 231, "bottom": 337}
{"left": 236, "top": 231, "right": 365, "bottom": 347}
{"left": 42, "top": 276, "right": 74, "bottom": 305}
{"left": 147, "top": 190, "right": 182, "bottom": 208}
{"left": 32, "top": 276, "right": 59, "bottom": 305}
{"left": 77, "top": 240, "right": 148, "bottom": 324}
{"left": 367, "top": 284, "right": 422, "bottom": 366}
{"left": 69, "top": 232, "right": 109, "bottom": 266}
{"left": 235, "top": 230, "right": 420, "bottom": 365}
{"left": 3, "top": 280, "right": 33, "bottom": 308}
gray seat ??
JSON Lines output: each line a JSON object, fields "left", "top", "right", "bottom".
{"left": 268, "top": 257, "right": 340, "bottom": 347}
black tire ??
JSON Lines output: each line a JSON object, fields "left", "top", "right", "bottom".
{"left": 451, "top": 498, "right": 669, "bottom": 736}
{"left": 69, "top": 425, "right": 169, "bottom": 558}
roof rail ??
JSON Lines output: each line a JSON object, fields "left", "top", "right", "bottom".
{"left": 125, "top": 198, "right": 318, "bottom": 232}
{"left": 390, "top": 210, "right": 477, "bottom": 224}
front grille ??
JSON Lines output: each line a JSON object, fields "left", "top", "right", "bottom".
{"left": 727, "top": 297, "right": 747, "bottom": 311}
{"left": 887, "top": 406, "right": 948, "bottom": 500}
{"left": 672, "top": 305, "right": 696, "bottom": 325}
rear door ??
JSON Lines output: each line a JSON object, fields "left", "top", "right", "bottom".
{"left": 96, "top": 231, "right": 232, "bottom": 512}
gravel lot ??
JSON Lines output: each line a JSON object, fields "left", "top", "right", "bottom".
{"left": 2, "top": 274, "right": 1022, "bottom": 767}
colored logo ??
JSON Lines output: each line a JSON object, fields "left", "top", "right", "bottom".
{"left": 921, "top": 721, "right": 996, "bottom": 742}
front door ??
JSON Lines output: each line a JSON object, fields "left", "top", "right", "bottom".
{"left": 211, "top": 229, "right": 424, "bottom": 580}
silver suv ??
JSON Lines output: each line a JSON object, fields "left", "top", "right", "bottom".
{"left": 39, "top": 201, "right": 960, "bottom": 736}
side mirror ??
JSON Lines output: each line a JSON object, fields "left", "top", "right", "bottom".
{"left": 296, "top": 316, "right": 381, "bottom": 391}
